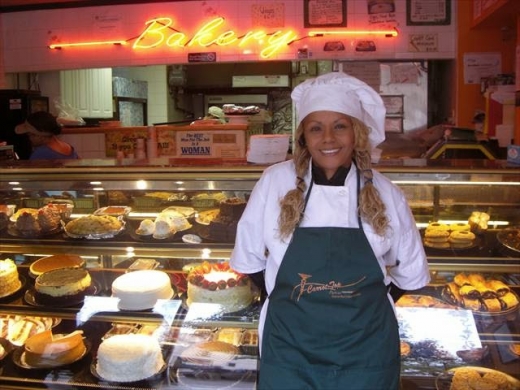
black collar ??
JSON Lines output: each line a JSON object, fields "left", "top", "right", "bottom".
{"left": 312, "top": 164, "right": 351, "bottom": 186}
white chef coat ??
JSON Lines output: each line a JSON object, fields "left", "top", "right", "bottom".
{"left": 230, "top": 159, "right": 430, "bottom": 344}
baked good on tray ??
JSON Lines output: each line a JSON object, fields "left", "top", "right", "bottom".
{"left": 0, "top": 258, "right": 22, "bottom": 297}
{"left": 186, "top": 261, "right": 252, "bottom": 313}
{"left": 208, "top": 197, "right": 246, "bottom": 242}
{"left": 34, "top": 268, "right": 92, "bottom": 304}
{"left": 23, "top": 329, "right": 86, "bottom": 368}
{"left": 443, "top": 273, "right": 519, "bottom": 314}
{"left": 14, "top": 204, "right": 61, "bottom": 235}
{"left": 111, "top": 270, "right": 174, "bottom": 310}
{"left": 29, "top": 255, "right": 85, "bottom": 277}
{"left": 65, "top": 215, "right": 123, "bottom": 236}
{"left": 95, "top": 334, "right": 165, "bottom": 382}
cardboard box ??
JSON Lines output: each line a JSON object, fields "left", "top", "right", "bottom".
{"left": 507, "top": 145, "right": 520, "bottom": 164}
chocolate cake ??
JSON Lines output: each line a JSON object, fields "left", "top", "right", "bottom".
{"left": 208, "top": 198, "right": 246, "bottom": 242}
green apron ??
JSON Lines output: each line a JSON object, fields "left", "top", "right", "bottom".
{"left": 259, "top": 169, "right": 400, "bottom": 390}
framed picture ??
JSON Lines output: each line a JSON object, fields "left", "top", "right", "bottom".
{"left": 381, "top": 95, "right": 404, "bottom": 116}
{"left": 304, "top": 0, "right": 347, "bottom": 28}
{"left": 406, "top": 0, "right": 451, "bottom": 26}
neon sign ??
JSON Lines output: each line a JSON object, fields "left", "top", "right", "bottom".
{"left": 49, "top": 16, "right": 398, "bottom": 59}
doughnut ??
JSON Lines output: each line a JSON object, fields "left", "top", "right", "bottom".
{"left": 450, "top": 223, "right": 471, "bottom": 232}
{"left": 449, "top": 230, "right": 476, "bottom": 242}
{"left": 426, "top": 222, "right": 450, "bottom": 231}
{"left": 449, "top": 230, "right": 475, "bottom": 248}
{"left": 424, "top": 229, "right": 450, "bottom": 242}
{"left": 424, "top": 240, "right": 450, "bottom": 249}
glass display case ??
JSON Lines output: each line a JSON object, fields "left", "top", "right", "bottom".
{"left": 0, "top": 158, "right": 519, "bottom": 390}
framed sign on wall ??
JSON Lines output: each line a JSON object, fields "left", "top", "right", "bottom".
{"left": 406, "top": 0, "right": 451, "bottom": 26}
{"left": 304, "top": 0, "right": 347, "bottom": 28}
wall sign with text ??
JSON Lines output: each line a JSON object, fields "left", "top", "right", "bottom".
{"left": 406, "top": 0, "right": 451, "bottom": 26}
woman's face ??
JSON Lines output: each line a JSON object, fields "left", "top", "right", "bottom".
{"left": 301, "top": 111, "right": 355, "bottom": 179}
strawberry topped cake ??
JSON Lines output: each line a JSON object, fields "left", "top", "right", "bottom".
{"left": 186, "top": 261, "right": 252, "bottom": 313}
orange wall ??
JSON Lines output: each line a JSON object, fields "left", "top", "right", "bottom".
{"left": 456, "top": 1, "right": 517, "bottom": 129}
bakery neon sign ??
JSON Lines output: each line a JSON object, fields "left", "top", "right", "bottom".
{"left": 48, "top": 16, "right": 398, "bottom": 59}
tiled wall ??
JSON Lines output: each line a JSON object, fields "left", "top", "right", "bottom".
{"left": 60, "top": 133, "right": 106, "bottom": 159}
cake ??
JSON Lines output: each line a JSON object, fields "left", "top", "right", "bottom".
{"left": 112, "top": 270, "right": 174, "bottom": 310}
{"left": 208, "top": 197, "right": 247, "bottom": 242}
{"left": 34, "top": 268, "right": 92, "bottom": 304}
{"left": 186, "top": 261, "right": 252, "bottom": 313}
{"left": 23, "top": 329, "right": 86, "bottom": 368}
{"left": 96, "top": 334, "right": 165, "bottom": 382}
{"left": 0, "top": 259, "right": 22, "bottom": 297}
{"left": 15, "top": 204, "right": 61, "bottom": 235}
{"left": 29, "top": 254, "right": 85, "bottom": 277}
{"left": 1, "top": 316, "right": 52, "bottom": 346}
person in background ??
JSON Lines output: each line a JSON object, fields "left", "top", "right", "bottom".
{"left": 15, "top": 111, "right": 79, "bottom": 160}
{"left": 230, "top": 72, "right": 430, "bottom": 389}
{"left": 204, "top": 106, "right": 227, "bottom": 124}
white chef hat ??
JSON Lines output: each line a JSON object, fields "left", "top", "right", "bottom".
{"left": 292, "top": 72, "right": 386, "bottom": 149}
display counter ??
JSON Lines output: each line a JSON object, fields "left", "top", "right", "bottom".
{"left": 0, "top": 158, "right": 519, "bottom": 390}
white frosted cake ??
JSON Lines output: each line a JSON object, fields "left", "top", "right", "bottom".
{"left": 96, "top": 334, "right": 165, "bottom": 382}
{"left": 187, "top": 261, "right": 252, "bottom": 313}
{"left": 112, "top": 270, "right": 174, "bottom": 310}
{"left": 0, "top": 259, "right": 22, "bottom": 297}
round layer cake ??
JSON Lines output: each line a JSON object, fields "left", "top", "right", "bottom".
{"left": 23, "top": 329, "right": 86, "bottom": 368}
{"left": 96, "top": 334, "right": 165, "bottom": 382}
{"left": 29, "top": 255, "right": 85, "bottom": 277}
{"left": 112, "top": 270, "right": 174, "bottom": 310}
{"left": 0, "top": 259, "right": 22, "bottom": 297}
{"left": 35, "top": 268, "right": 92, "bottom": 304}
{"left": 187, "top": 261, "right": 252, "bottom": 313}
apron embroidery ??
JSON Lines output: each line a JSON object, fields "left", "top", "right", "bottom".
{"left": 292, "top": 273, "right": 365, "bottom": 301}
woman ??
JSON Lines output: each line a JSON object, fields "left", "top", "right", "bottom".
{"left": 230, "top": 72, "right": 430, "bottom": 389}
{"left": 15, "top": 111, "right": 79, "bottom": 160}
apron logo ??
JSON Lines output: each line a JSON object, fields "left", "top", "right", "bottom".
{"left": 292, "top": 273, "right": 366, "bottom": 301}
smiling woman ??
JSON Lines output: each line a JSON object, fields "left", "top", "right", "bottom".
{"left": 230, "top": 72, "right": 430, "bottom": 390}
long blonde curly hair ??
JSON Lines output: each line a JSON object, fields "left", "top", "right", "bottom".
{"left": 278, "top": 116, "right": 389, "bottom": 240}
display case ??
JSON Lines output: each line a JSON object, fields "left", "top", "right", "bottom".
{"left": 0, "top": 158, "right": 519, "bottom": 390}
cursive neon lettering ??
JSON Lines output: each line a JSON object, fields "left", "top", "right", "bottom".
{"left": 133, "top": 18, "right": 172, "bottom": 49}
{"left": 261, "top": 30, "right": 298, "bottom": 58}
{"left": 188, "top": 17, "right": 227, "bottom": 47}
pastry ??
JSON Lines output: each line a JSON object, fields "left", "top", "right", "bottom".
{"left": 486, "top": 280, "right": 510, "bottom": 297}
{"left": 499, "top": 291, "right": 519, "bottom": 309}
{"left": 448, "top": 230, "right": 475, "bottom": 248}
{"left": 462, "top": 297, "right": 482, "bottom": 311}
{"left": 65, "top": 215, "right": 122, "bottom": 235}
{"left": 468, "top": 211, "right": 490, "bottom": 234}
{"left": 453, "top": 273, "right": 472, "bottom": 287}
{"left": 449, "top": 222, "right": 471, "bottom": 232}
